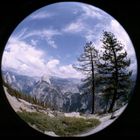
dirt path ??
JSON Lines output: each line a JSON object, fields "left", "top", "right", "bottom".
{"left": 76, "top": 105, "right": 127, "bottom": 137}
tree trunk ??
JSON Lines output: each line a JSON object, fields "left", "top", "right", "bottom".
{"left": 91, "top": 92, "right": 94, "bottom": 114}
{"left": 91, "top": 52, "right": 95, "bottom": 114}
{"left": 105, "top": 98, "right": 109, "bottom": 113}
{"left": 108, "top": 89, "right": 117, "bottom": 113}
{"left": 108, "top": 46, "right": 118, "bottom": 113}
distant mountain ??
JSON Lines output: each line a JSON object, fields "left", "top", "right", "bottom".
{"left": 2, "top": 69, "right": 134, "bottom": 113}
{"left": 2, "top": 71, "right": 37, "bottom": 94}
{"left": 31, "top": 79, "right": 64, "bottom": 110}
{"left": 50, "top": 76, "right": 81, "bottom": 94}
{"left": 31, "top": 75, "right": 93, "bottom": 112}
{"left": 2, "top": 70, "right": 93, "bottom": 113}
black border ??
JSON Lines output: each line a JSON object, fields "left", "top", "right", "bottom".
{"left": 0, "top": 0, "right": 140, "bottom": 138}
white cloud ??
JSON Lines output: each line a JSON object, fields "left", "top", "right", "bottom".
{"left": 62, "top": 3, "right": 106, "bottom": 41}
{"left": 30, "top": 11, "right": 53, "bottom": 20}
{"left": 41, "top": 29, "right": 61, "bottom": 38}
{"left": 63, "top": 16, "right": 99, "bottom": 37}
{"left": 18, "top": 28, "right": 61, "bottom": 48}
{"left": 63, "top": 20, "right": 84, "bottom": 33}
{"left": 46, "top": 59, "right": 59, "bottom": 70}
{"left": 58, "top": 64, "right": 83, "bottom": 79}
{"left": 31, "top": 39, "right": 38, "bottom": 46}
{"left": 2, "top": 37, "right": 83, "bottom": 79}
{"left": 108, "top": 19, "right": 130, "bottom": 48}
{"left": 22, "top": 29, "right": 61, "bottom": 39}
{"left": 2, "top": 37, "right": 46, "bottom": 77}
{"left": 85, "top": 30, "right": 96, "bottom": 42}
{"left": 106, "top": 19, "right": 137, "bottom": 60}
{"left": 15, "top": 28, "right": 28, "bottom": 40}
{"left": 45, "top": 59, "right": 83, "bottom": 79}
{"left": 46, "top": 37, "right": 57, "bottom": 48}
{"left": 63, "top": 4, "right": 103, "bottom": 34}
{"left": 80, "top": 4, "right": 103, "bottom": 19}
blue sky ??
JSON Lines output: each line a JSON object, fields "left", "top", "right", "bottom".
{"left": 2, "top": 2, "right": 137, "bottom": 78}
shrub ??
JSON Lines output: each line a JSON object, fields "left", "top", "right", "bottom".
{"left": 17, "top": 111, "right": 100, "bottom": 136}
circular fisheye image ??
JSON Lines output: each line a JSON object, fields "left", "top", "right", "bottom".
{"left": 1, "top": 2, "right": 137, "bottom": 137}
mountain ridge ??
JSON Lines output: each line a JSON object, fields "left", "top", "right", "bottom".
{"left": 2, "top": 70, "right": 92, "bottom": 113}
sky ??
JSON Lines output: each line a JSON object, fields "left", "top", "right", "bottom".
{"left": 1, "top": 2, "right": 137, "bottom": 79}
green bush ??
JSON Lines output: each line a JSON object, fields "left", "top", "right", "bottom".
{"left": 17, "top": 111, "right": 100, "bottom": 136}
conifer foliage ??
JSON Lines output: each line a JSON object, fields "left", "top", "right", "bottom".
{"left": 73, "top": 42, "right": 98, "bottom": 114}
{"left": 74, "top": 32, "right": 132, "bottom": 114}
{"left": 98, "top": 31, "right": 132, "bottom": 113}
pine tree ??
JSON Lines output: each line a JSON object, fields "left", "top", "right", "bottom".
{"left": 73, "top": 42, "right": 98, "bottom": 114}
{"left": 98, "top": 31, "right": 132, "bottom": 113}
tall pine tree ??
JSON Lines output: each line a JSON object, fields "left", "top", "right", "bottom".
{"left": 98, "top": 31, "right": 132, "bottom": 113}
{"left": 73, "top": 42, "right": 98, "bottom": 114}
